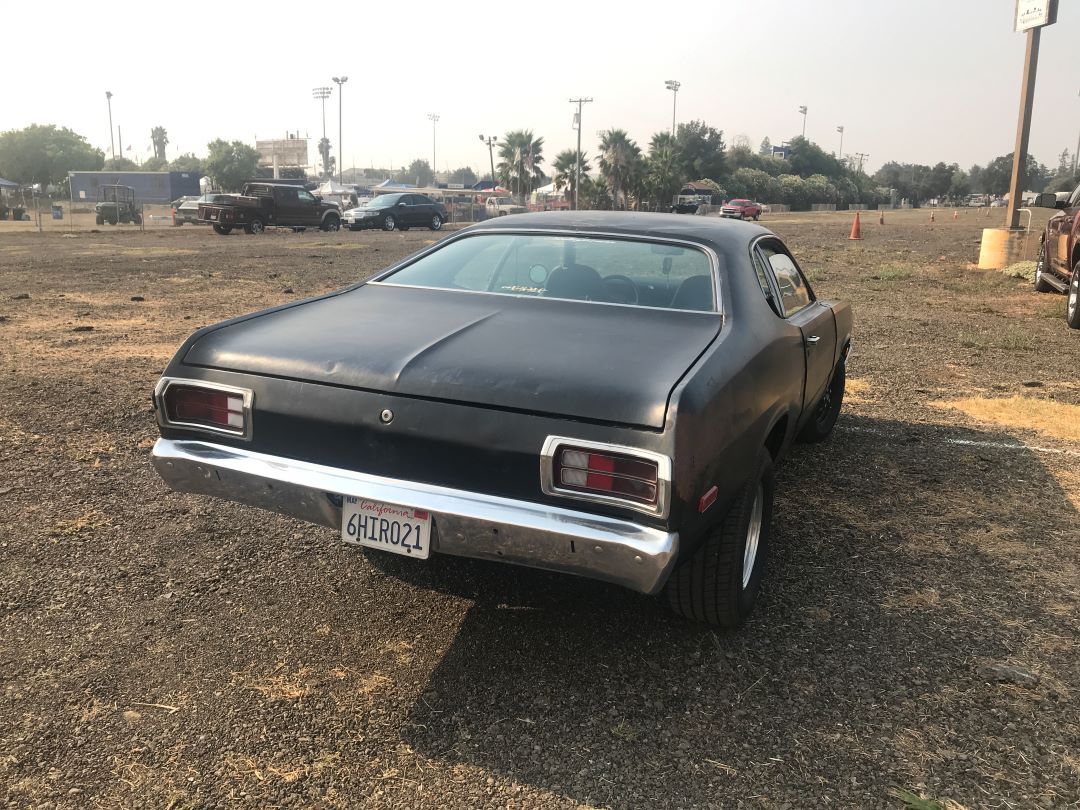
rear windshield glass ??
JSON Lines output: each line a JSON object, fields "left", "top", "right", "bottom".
{"left": 379, "top": 234, "right": 717, "bottom": 311}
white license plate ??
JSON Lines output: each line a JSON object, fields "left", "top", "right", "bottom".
{"left": 341, "top": 496, "right": 431, "bottom": 559}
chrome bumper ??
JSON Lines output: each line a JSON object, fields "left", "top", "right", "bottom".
{"left": 151, "top": 439, "right": 679, "bottom": 594}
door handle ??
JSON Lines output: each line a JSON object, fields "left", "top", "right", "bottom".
{"left": 806, "top": 335, "right": 821, "bottom": 345}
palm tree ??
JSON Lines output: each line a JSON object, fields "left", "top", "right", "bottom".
{"left": 597, "top": 129, "right": 642, "bottom": 211}
{"left": 646, "top": 131, "right": 682, "bottom": 210}
{"left": 150, "top": 126, "right": 169, "bottom": 161}
{"left": 497, "top": 130, "right": 545, "bottom": 202}
{"left": 552, "top": 149, "right": 590, "bottom": 204}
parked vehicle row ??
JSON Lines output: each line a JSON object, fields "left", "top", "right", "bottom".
{"left": 198, "top": 182, "right": 342, "bottom": 235}
{"left": 173, "top": 193, "right": 235, "bottom": 226}
{"left": 150, "top": 211, "right": 851, "bottom": 629}
{"left": 342, "top": 193, "right": 448, "bottom": 231}
{"left": 1034, "top": 183, "right": 1080, "bottom": 329}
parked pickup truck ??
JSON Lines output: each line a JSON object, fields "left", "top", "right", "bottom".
{"left": 198, "top": 182, "right": 342, "bottom": 235}
{"left": 1034, "top": 184, "right": 1080, "bottom": 329}
{"left": 485, "top": 196, "right": 527, "bottom": 217}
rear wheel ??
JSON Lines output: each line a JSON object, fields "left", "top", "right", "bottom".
{"left": 798, "top": 360, "right": 845, "bottom": 442}
{"left": 382, "top": 214, "right": 396, "bottom": 231}
{"left": 665, "top": 450, "right": 774, "bottom": 629}
{"left": 212, "top": 224, "right": 232, "bottom": 235}
{"left": 246, "top": 218, "right": 265, "bottom": 235}
{"left": 1034, "top": 242, "right": 1054, "bottom": 293}
{"left": 1068, "top": 263, "right": 1080, "bottom": 329}
{"left": 429, "top": 215, "right": 444, "bottom": 231}
{"left": 95, "top": 214, "right": 104, "bottom": 226}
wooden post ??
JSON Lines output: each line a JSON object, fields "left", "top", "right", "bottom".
{"left": 1004, "top": 26, "right": 1041, "bottom": 230}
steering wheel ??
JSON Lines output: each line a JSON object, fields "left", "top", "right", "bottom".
{"left": 602, "top": 274, "right": 639, "bottom": 305}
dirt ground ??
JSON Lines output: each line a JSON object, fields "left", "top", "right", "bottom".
{"left": 0, "top": 209, "right": 1078, "bottom": 809}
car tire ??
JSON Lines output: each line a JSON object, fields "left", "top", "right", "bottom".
{"left": 1067, "top": 263, "right": 1080, "bottom": 330}
{"left": 797, "top": 360, "right": 845, "bottom": 443}
{"left": 212, "top": 224, "right": 232, "bottom": 235}
{"left": 246, "top": 218, "right": 265, "bottom": 235}
{"left": 383, "top": 215, "right": 396, "bottom": 231}
{"left": 753, "top": 213, "right": 761, "bottom": 221}
{"left": 1034, "top": 242, "right": 1054, "bottom": 293}
{"left": 132, "top": 213, "right": 142, "bottom": 225}
{"left": 95, "top": 215, "right": 104, "bottom": 226}
{"left": 664, "top": 449, "right": 774, "bottom": 629}
{"left": 321, "top": 214, "right": 340, "bottom": 232}
{"left": 429, "top": 215, "right": 444, "bottom": 231}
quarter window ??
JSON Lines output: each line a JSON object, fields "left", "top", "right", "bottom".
{"left": 759, "top": 244, "right": 813, "bottom": 317}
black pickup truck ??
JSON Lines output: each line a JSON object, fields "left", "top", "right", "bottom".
{"left": 198, "top": 182, "right": 342, "bottom": 235}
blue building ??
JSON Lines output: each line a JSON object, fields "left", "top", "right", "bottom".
{"left": 68, "top": 171, "right": 201, "bottom": 205}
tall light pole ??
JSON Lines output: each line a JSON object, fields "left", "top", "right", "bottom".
{"left": 1073, "top": 89, "right": 1079, "bottom": 177}
{"left": 569, "top": 97, "right": 593, "bottom": 210}
{"left": 312, "top": 86, "right": 332, "bottom": 178}
{"left": 332, "top": 76, "right": 348, "bottom": 184}
{"left": 427, "top": 114, "right": 440, "bottom": 183}
{"left": 798, "top": 105, "right": 808, "bottom": 138}
{"left": 105, "top": 91, "right": 115, "bottom": 159}
{"left": 836, "top": 125, "right": 844, "bottom": 159}
{"left": 479, "top": 135, "right": 497, "bottom": 192}
{"left": 664, "top": 80, "right": 681, "bottom": 136}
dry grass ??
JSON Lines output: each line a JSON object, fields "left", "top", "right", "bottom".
{"left": 243, "top": 665, "right": 313, "bottom": 701}
{"left": 930, "top": 396, "right": 1080, "bottom": 442}
{"left": 884, "top": 589, "right": 941, "bottom": 611}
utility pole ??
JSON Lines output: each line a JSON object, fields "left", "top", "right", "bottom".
{"left": 836, "top": 125, "right": 844, "bottom": 159}
{"left": 569, "top": 97, "right": 593, "bottom": 210}
{"left": 479, "top": 135, "right": 498, "bottom": 192}
{"left": 664, "top": 80, "right": 680, "bottom": 136}
{"left": 853, "top": 152, "right": 870, "bottom": 174}
{"left": 312, "top": 86, "right": 332, "bottom": 178}
{"left": 1005, "top": 24, "right": 1043, "bottom": 230}
{"left": 428, "top": 114, "right": 440, "bottom": 183}
{"left": 105, "top": 91, "right": 115, "bottom": 159}
{"left": 332, "top": 76, "right": 348, "bottom": 184}
{"left": 798, "top": 106, "right": 808, "bottom": 138}
{"left": 1072, "top": 88, "right": 1079, "bottom": 177}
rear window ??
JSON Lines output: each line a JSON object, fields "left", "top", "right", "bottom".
{"left": 378, "top": 233, "right": 717, "bottom": 311}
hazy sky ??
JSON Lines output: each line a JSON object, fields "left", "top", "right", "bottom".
{"left": 5, "top": 0, "right": 1077, "bottom": 177}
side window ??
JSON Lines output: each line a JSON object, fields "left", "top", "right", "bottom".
{"left": 1069, "top": 185, "right": 1080, "bottom": 208}
{"left": 759, "top": 243, "right": 813, "bottom": 317}
{"left": 278, "top": 187, "right": 299, "bottom": 205}
{"left": 297, "top": 190, "right": 316, "bottom": 204}
{"left": 750, "top": 248, "right": 779, "bottom": 315}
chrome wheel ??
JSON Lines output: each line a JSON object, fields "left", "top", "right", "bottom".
{"left": 249, "top": 219, "right": 264, "bottom": 235}
{"left": 430, "top": 215, "right": 443, "bottom": 230}
{"left": 383, "top": 215, "right": 396, "bottom": 231}
{"left": 1070, "top": 273, "right": 1078, "bottom": 321}
{"left": 742, "top": 483, "right": 763, "bottom": 589}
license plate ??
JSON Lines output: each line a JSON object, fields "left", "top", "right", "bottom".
{"left": 210, "top": 211, "right": 218, "bottom": 220}
{"left": 341, "top": 496, "right": 431, "bottom": 559}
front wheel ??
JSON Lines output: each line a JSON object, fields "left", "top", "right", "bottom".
{"left": 382, "top": 214, "right": 396, "bottom": 231}
{"left": 429, "top": 215, "right": 444, "bottom": 231}
{"left": 1067, "top": 263, "right": 1080, "bottom": 329}
{"left": 798, "top": 361, "right": 845, "bottom": 443}
{"left": 321, "top": 214, "right": 340, "bottom": 232}
{"left": 665, "top": 449, "right": 774, "bottom": 629}
{"left": 753, "top": 213, "right": 761, "bottom": 221}
{"left": 212, "top": 224, "right": 232, "bottom": 235}
{"left": 1034, "top": 242, "right": 1054, "bottom": 293}
{"left": 95, "top": 214, "right": 104, "bottom": 226}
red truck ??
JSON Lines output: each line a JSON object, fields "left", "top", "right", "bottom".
{"left": 1034, "top": 184, "right": 1080, "bottom": 329}
{"left": 198, "top": 182, "right": 342, "bottom": 235}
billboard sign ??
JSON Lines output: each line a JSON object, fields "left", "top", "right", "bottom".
{"left": 1015, "top": 0, "right": 1057, "bottom": 32}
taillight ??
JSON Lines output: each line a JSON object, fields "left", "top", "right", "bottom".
{"left": 543, "top": 438, "right": 669, "bottom": 515}
{"left": 158, "top": 381, "right": 251, "bottom": 437}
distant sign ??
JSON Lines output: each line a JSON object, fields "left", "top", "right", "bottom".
{"left": 1015, "top": 0, "right": 1057, "bottom": 32}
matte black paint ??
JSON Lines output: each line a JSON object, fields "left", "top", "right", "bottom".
{"left": 157, "top": 212, "right": 852, "bottom": 560}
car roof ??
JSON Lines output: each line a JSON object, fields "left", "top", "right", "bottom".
{"left": 465, "top": 211, "right": 771, "bottom": 250}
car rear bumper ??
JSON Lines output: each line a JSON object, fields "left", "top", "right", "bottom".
{"left": 151, "top": 438, "right": 679, "bottom": 594}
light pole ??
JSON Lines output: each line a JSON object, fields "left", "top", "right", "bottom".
{"left": 798, "top": 105, "right": 808, "bottom": 138}
{"left": 428, "top": 114, "right": 440, "bottom": 183}
{"left": 1073, "top": 89, "right": 1079, "bottom": 177}
{"left": 569, "top": 97, "right": 593, "bottom": 210}
{"left": 479, "top": 135, "right": 498, "bottom": 192}
{"left": 312, "top": 86, "right": 332, "bottom": 178}
{"left": 105, "top": 91, "right": 115, "bottom": 159}
{"left": 836, "top": 125, "right": 844, "bottom": 159}
{"left": 664, "top": 80, "right": 681, "bottom": 136}
{"left": 332, "top": 76, "right": 348, "bottom": 184}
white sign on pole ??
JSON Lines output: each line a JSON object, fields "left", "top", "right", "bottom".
{"left": 1015, "top": 0, "right": 1056, "bottom": 32}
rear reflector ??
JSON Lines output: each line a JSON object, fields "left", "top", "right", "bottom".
{"left": 553, "top": 444, "right": 659, "bottom": 506}
{"left": 163, "top": 384, "right": 246, "bottom": 434}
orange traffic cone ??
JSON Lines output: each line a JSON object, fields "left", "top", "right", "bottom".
{"left": 848, "top": 212, "right": 862, "bottom": 240}
{"left": 878, "top": 210, "right": 885, "bottom": 225}
{"left": 930, "top": 211, "right": 936, "bottom": 223}
{"left": 953, "top": 210, "right": 958, "bottom": 220}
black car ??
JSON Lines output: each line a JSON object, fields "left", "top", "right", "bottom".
{"left": 150, "top": 212, "right": 851, "bottom": 628}
{"left": 343, "top": 193, "right": 448, "bottom": 232}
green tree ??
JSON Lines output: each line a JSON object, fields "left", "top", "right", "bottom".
{"left": 674, "top": 120, "right": 725, "bottom": 182}
{"left": 403, "top": 159, "right": 434, "bottom": 187}
{"left": 151, "top": 126, "right": 168, "bottom": 161}
{"left": 448, "top": 166, "right": 477, "bottom": 185}
{"left": 317, "top": 137, "right": 334, "bottom": 180}
{"left": 497, "top": 130, "right": 545, "bottom": 201}
{"left": 786, "top": 136, "right": 844, "bottom": 179}
{"left": 948, "top": 170, "right": 971, "bottom": 202}
{"left": 141, "top": 156, "right": 168, "bottom": 171}
{"left": 204, "top": 139, "right": 260, "bottom": 192}
{"left": 777, "top": 174, "right": 809, "bottom": 209}
{"left": 103, "top": 157, "right": 139, "bottom": 171}
{"left": 729, "top": 167, "right": 777, "bottom": 202}
{"left": 169, "top": 153, "right": 204, "bottom": 174}
{"left": 758, "top": 137, "right": 773, "bottom": 157}
{"left": 552, "top": 149, "right": 590, "bottom": 203}
{"left": 579, "top": 175, "right": 611, "bottom": 210}
{"left": 645, "top": 132, "right": 682, "bottom": 209}
{"left": 980, "top": 152, "right": 1048, "bottom": 195}
{"left": 0, "top": 124, "right": 104, "bottom": 186}
{"left": 804, "top": 174, "right": 838, "bottom": 204}
{"left": 597, "top": 129, "right": 642, "bottom": 210}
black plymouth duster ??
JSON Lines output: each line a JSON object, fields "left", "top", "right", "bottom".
{"left": 151, "top": 212, "right": 851, "bottom": 627}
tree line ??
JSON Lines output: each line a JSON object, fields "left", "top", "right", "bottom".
{"left": 2, "top": 122, "right": 1077, "bottom": 208}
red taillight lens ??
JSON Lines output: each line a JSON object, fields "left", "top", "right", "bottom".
{"left": 553, "top": 445, "right": 659, "bottom": 505}
{"left": 164, "top": 385, "right": 245, "bottom": 433}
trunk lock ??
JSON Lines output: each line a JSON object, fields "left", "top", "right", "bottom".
{"left": 379, "top": 409, "right": 394, "bottom": 424}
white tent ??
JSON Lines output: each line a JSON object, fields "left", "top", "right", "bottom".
{"left": 315, "top": 178, "right": 353, "bottom": 196}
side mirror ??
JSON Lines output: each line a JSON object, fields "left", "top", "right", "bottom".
{"left": 1033, "top": 193, "right": 1057, "bottom": 209}
{"left": 398, "top": 201, "right": 407, "bottom": 207}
